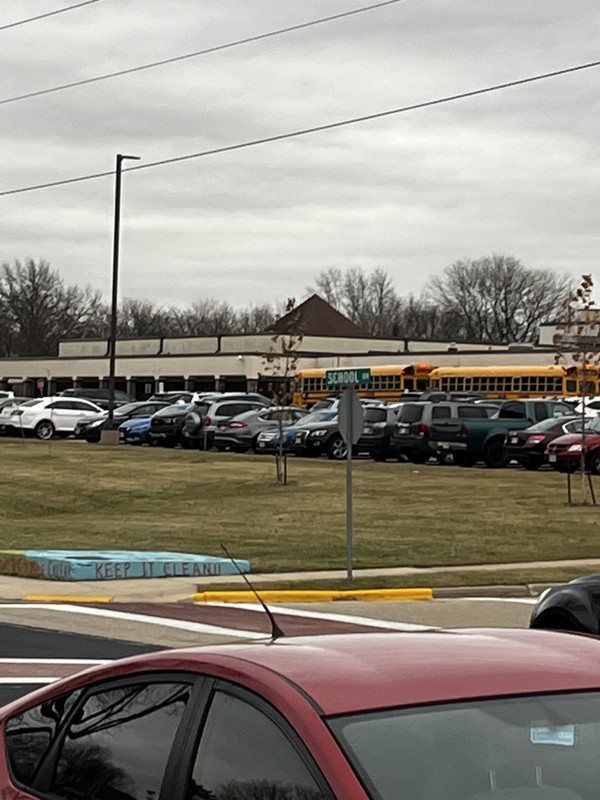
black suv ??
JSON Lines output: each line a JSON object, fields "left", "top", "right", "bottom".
{"left": 357, "top": 404, "right": 402, "bottom": 461}
{"left": 390, "top": 401, "right": 493, "bottom": 463}
{"left": 59, "top": 387, "right": 133, "bottom": 410}
{"left": 291, "top": 413, "right": 351, "bottom": 460}
{"left": 148, "top": 402, "right": 192, "bottom": 447}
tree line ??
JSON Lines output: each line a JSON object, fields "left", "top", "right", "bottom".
{"left": 0, "top": 256, "right": 571, "bottom": 357}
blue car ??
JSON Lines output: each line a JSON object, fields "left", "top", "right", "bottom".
{"left": 119, "top": 416, "right": 152, "bottom": 445}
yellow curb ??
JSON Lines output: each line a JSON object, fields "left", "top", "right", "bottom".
{"left": 192, "top": 588, "right": 433, "bottom": 603}
{"left": 23, "top": 595, "right": 113, "bottom": 603}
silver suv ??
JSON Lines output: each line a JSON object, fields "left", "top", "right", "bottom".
{"left": 182, "top": 394, "right": 271, "bottom": 449}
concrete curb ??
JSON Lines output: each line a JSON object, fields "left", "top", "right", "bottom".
{"left": 192, "top": 588, "right": 434, "bottom": 603}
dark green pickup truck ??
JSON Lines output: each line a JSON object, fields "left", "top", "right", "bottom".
{"left": 435, "top": 399, "right": 575, "bottom": 468}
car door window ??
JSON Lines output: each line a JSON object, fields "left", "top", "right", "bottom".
{"left": 5, "top": 690, "right": 82, "bottom": 787}
{"left": 72, "top": 401, "right": 96, "bottom": 413}
{"left": 47, "top": 401, "right": 74, "bottom": 411}
{"left": 497, "top": 402, "right": 526, "bottom": 419}
{"left": 189, "top": 689, "right": 328, "bottom": 800}
{"left": 534, "top": 402, "right": 549, "bottom": 421}
{"left": 49, "top": 681, "right": 191, "bottom": 800}
{"left": 431, "top": 406, "right": 451, "bottom": 420}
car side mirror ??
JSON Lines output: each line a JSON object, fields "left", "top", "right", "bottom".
{"left": 529, "top": 576, "right": 600, "bottom": 634}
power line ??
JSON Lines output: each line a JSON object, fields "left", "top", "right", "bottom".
{"left": 0, "top": 0, "right": 101, "bottom": 32}
{"left": 0, "top": 0, "right": 405, "bottom": 106}
{"left": 1, "top": 56, "right": 599, "bottom": 198}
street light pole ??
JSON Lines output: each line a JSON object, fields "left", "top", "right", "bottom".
{"left": 107, "top": 153, "right": 140, "bottom": 425}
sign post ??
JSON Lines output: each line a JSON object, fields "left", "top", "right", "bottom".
{"left": 326, "top": 368, "right": 370, "bottom": 582}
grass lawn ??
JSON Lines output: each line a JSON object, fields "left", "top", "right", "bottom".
{"left": 2, "top": 439, "right": 600, "bottom": 575}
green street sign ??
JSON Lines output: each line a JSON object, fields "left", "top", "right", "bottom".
{"left": 325, "top": 368, "right": 372, "bottom": 388}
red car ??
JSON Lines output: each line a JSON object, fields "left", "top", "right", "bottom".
{"left": 2, "top": 630, "right": 600, "bottom": 799}
{"left": 546, "top": 416, "right": 600, "bottom": 473}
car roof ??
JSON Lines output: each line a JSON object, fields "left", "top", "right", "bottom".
{"left": 15, "top": 630, "right": 600, "bottom": 718}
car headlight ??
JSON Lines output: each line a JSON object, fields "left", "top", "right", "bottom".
{"left": 309, "top": 429, "right": 328, "bottom": 437}
{"left": 568, "top": 444, "right": 582, "bottom": 452}
{"left": 89, "top": 419, "right": 105, "bottom": 428}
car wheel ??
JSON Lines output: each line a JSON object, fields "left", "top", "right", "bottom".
{"left": 371, "top": 452, "right": 387, "bottom": 462}
{"left": 588, "top": 450, "right": 600, "bottom": 475}
{"left": 35, "top": 420, "right": 55, "bottom": 440}
{"left": 483, "top": 441, "right": 508, "bottom": 469}
{"left": 409, "top": 453, "right": 429, "bottom": 464}
{"left": 328, "top": 436, "right": 348, "bottom": 460}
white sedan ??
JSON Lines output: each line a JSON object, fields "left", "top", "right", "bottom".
{"left": 10, "top": 397, "right": 104, "bottom": 439}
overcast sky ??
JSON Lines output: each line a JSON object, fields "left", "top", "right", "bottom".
{"left": 1, "top": 0, "right": 599, "bottom": 309}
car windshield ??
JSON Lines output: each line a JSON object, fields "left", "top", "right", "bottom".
{"left": 527, "top": 417, "right": 573, "bottom": 433}
{"left": 330, "top": 692, "right": 600, "bottom": 800}
{"left": 159, "top": 403, "right": 190, "bottom": 414}
{"left": 294, "top": 410, "right": 336, "bottom": 426}
{"left": 364, "top": 408, "right": 387, "bottom": 423}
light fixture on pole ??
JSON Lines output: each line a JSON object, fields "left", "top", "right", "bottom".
{"left": 106, "top": 153, "right": 140, "bottom": 431}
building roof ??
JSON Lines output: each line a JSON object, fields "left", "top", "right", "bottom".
{"left": 265, "top": 294, "right": 367, "bottom": 338}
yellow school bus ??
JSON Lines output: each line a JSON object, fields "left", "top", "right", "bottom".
{"left": 292, "top": 363, "right": 434, "bottom": 408}
{"left": 427, "top": 365, "right": 599, "bottom": 398}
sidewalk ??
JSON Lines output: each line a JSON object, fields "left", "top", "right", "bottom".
{"left": 0, "top": 557, "right": 598, "bottom": 603}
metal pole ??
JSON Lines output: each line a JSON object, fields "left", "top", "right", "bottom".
{"left": 108, "top": 153, "right": 140, "bottom": 423}
{"left": 345, "top": 386, "right": 353, "bottom": 582}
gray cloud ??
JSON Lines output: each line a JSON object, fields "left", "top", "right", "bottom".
{"left": 1, "top": 0, "right": 599, "bottom": 309}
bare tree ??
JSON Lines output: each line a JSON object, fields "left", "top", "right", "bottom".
{"left": 262, "top": 298, "right": 304, "bottom": 485}
{"left": 429, "top": 255, "right": 571, "bottom": 343}
{"left": 0, "top": 258, "right": 105, "bottom": 356}
{"left": 311, "top": 266, "right": 401, "bottom": 336}
{"left": 554, "top": 274, "right": 600, "bottom": 506}
{"left": 117, "top": 298, "right": 171, "bottom": 337}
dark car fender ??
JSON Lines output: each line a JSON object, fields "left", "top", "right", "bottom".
{"left": 530, "top": 576, "right": 600, "bottom": 634}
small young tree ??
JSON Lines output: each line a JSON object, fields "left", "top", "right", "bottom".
{"left": 554, "top": 275, "right": 600, "bottom": 505}
{"left": 261, "top": 298, "right": 304, "bottom": 485}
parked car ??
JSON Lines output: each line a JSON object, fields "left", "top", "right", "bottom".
{"left": 213, "top": 406, "right": 308, "bottom": 452}
{"left": 148, "top": 390, "right": 195, "bottom": 403}
{"left": 390, "top": 401, "right": 494, "bottom": 464}
{"left": 58, "top": 387, "right": 133, "bottom": 410}
{"left": 3, "top": 629, "right": 600, "bottom": 800}
{"left": 433, "top": 399, "right": 574, "bottom": 468}
{"left": 148, "top": 402, "right": 192, "bottom": 448}
{"left": 75, "top": 401, "right": 170, "bottom": 442}
{"left": 0, "top": 397, "right": 27, "bottom": 433}
{"left": 119, "top": 416, "right": 153, "bottom": 445}
{"left": 291, "top": 412, "right": 349, "bottom": 460}
{"left": 574, "top": 396, "right": 600, "bottom": 417}
{"left": 0, "top": 390, "right": 14, "bottom": 400}
{"left": 546, "top": 416, "right": 600, "bottom": 473}
{"left": 358, "top": 404, "right": 403, "bottom": 461}
{"left": 9, "top": 397, "right": 104, "bottom": 440}
{"left": 183, "top": 396, "right": 271, "bottom": 449}
{"left": 255, "top": 409, "right": 337, "bottom": 454}
{"left": 503, "top": 416, "right": 585, "bottom": 470}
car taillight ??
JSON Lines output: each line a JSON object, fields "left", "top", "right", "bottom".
{"left": 203, "top": 416, "right": 211, "bottom": 426}
{"left": 228, "top": 421, "right": 248, "bottom": 429}
{"left": 16, "top": 410, "right": 24, "bottom": 416}
{"left": 418, "top": 423, "right": 429, "bottom": 437}
{"left": 459, "top": 424, "right": 468, "bottom": 437}
{"left": 526, "top": 434, "right": 546, "bottom": 445}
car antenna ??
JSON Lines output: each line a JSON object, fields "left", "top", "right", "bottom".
{"left": 220, "top": 542, "right": 285, "bottom": 640}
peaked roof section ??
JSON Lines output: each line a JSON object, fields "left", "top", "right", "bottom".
{"left": 266, "top": 294, "right": 367, "bottom": 337}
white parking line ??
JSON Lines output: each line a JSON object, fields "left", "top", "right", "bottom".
{"left": 0, "top": 604, "right": 265, "bottom": 640}
{"left": 205, "top": 603, "right": 433, "bottom": 631}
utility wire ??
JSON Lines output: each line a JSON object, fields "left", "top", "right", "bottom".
{"left": 0, "top": 0, "right": 101, "bottom": 32}
{"left": 1, "top": 56, "right": 599, "bottom": 198}
{"left": 0, "top": 0, "right": 405, "bottom": 106}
